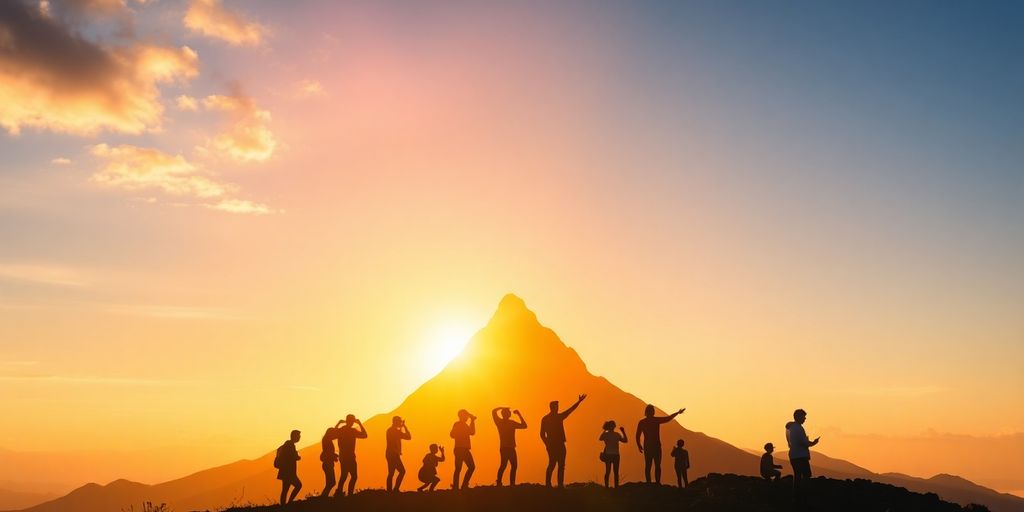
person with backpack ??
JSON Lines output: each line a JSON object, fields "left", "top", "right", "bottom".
{"left": 275, "top": 430, "right": 302, "bottom": 505}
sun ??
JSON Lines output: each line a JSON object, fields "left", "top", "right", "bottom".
{"left": 424, "top": 321, "right": 475, "bottom": 372}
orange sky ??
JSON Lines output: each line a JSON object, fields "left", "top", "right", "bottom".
{"left": 1, "top": 0, "right": 1023, "bottom": 498}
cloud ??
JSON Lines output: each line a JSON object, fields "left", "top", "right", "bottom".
{"left": 201, "top": 89, "right": 277, "bottom": 162}
{"left": 208, "top": 198, "right": 274, "bottom": 215}
{"left": 89, "top": 143, "right": 277, "bottom": 214}
{"left": 50, "top": 157, "right": 71, "bottom": 165}
{"left": 0, "top": 1, "right": 199, "bottom": 135}
{"left": 184, "top": 0, "right": 265, "bottom": 46}
{"left": 91, "top": 143, "right": 228, "bottom": 198}
{"left": 0, "top": 263, "right": 91, "bottom": 287}
{"left": 295, "top": 79, "right": 325, "bottom": 98}
{"left": 175, "top": 94, "right": 199, "bottom": 111}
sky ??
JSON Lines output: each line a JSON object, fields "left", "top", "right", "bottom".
{"left": 1, "top": 0, "right": 1023, "bottom": 497}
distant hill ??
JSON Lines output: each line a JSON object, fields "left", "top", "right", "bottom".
{"left": 0, "top": 488, "right": 56, "bottom": 511}
{"left": 224, "top": 474, "right": 989, "bottom": 512}
{"left": 12, "top": 295, "right": 1024, "bottom": 512}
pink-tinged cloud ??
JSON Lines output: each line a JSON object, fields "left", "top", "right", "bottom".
{"left": 201, "top": 90, "right": 277, "bottom": 162}
{"left": 184, "top": 0, "right": 265, "bottom": 46}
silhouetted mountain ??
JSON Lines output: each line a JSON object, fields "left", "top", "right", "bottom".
{"left": 13, "top": 295, "right": 1024, "bottom": 512}
{"left": 224, "top": 474, "right": 990, "bottom": 512}
{"left": 0, "top": 488, "right": 56, "bottom": 511}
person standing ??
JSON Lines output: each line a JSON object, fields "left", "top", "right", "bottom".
{"left": 635, "top": 404, "right": 685, "bottom": 484}
{"left": 385, "top": 416, "right": 412, "bottom": 492}
{"left": 539, "top": 394, "right": 586, "bottom": 488}
{"left": 669, "top": 439, "right": 690, "bottom": 488}
{"left": 598, "top": 420, "right": 628, "bottom": 488}
{"left": 274, "top": 430, "right": 302, "bottom": 505}
{"left": 450, "top": 409, "right": 477, "bottom": 489}
{"left": 336, "top": 414, "right": 368, "bottom": 497}
{"left": 319, "top": 420, "right": 343, "bottom": 497}
{"left": 785, "top": 409, "right": 819, "bottom": 489}
{"left": 760, "top": 442, "right": 783, "bottom": 481}
{"left": 492, "top": 407, "right": 527, "bottom": 486}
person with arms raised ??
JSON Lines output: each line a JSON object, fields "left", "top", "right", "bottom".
{"left": 492, "top": 406, "right": 527, "bottom": 486}
{"left": 540, "top": 394, "right": 586, "bottom": 488}
{"left": 598, "top": 420, "right": 628, "bottom": 488}
{"left": 335, "top": 414, "right": 368, "bottom": 497}
{"left": 319, "top": 420, "right": 343, "bottom": 497}
{"left": 450, "top": 409, "right": 477, "bottom": 489}
{"left": 635, "top": 404, "right": 685, "bottom": 484}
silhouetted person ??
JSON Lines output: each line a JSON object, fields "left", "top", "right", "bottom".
{"left": 761, "top": 442, "right": 783, "bottom": 481}
{"left": 417, "top": 444, "right": 446, "bottom": 492}
{"left": 335, "top": 414, "right": 368, "bottom": 497}
{"left": 598, "top": 420, "right": 628, "bottom": 488}
{"left": 540, "top": 394, "right": 586, "bottom": 488}
{"left": 492, "top": 407, "right": 527, "bottom": 486}
{"left": 670, "top": 439, "right": 690, "bottom": 488}
{"left": 274, "top": 430, "right": 302, "bottom": 505}
{"left": 319, "top": 420, "right": 343, "bottom": 497}
{"left": 385, "top": 416, "right": 412, "bottom": 492}
{"left": 635, "top": 404, "right": 685, "bottom": 484}
{"left": 786, "top": 408, "right": 819, "bottom": 499}
{"left": 450, "top": 409, "right": 477, "bottom": 489}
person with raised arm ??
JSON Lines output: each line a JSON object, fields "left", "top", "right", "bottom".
{"left": 385, "top": 416, "right": 412, "bottom": 492}
{"left": 539, "top": 393, "right": 586, "bottom": 488}
{"left": 635, "top": 404, "right": 685, "bottom": 484}
{"left": 450, "top": 409, "right": 477, "bottom": 489}
{"left": 319, "top": 420, "right": 343, "bottom": 497}
{"left": 417, "top": 444, "right": 446, "bottom": 492}
{"left": 492, "top": 406, "right": 527, "bottom": 486}
{"left": 335, "top": 414, "right": 368, "bottom": 497}
{"left": 598, "top": 420, "right": 628, "bottom": 488}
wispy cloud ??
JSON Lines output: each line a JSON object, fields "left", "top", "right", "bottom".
{"left": 207, "top": 198, "right": 275, "bottom": 215}
{"left": 50, "top": 157, "right": 72, "bottom": 165}
{"left": 200, "top": 88, "right": 277, "bottom": 162}
{"left": 294, "top": 79, "right": 325, "bottom": 98}
{"left": 184, "top": 0, "right": 265, "bottom": 46}
{"left": 0, "top": 263, "right": 91, "bottom": 287}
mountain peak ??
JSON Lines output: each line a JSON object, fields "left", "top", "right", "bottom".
{"left": 488, "top": 293, "right": 538, "bottom": 326}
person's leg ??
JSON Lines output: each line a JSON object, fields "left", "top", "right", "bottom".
{"left": 653, "top": 450, "right": 662, "bottom": 484}
{"left": 644, "top": 451, "right": 654, "bottom": 483}
{"left": 544, "top": 445, "right": 556, "bottom": 487}
{"left": 280, "top": 481, "right": 288, "bottom": 505}
{"left": 386, "top": 458, "right": 395, "bottom": 492}
{"left": 497, "top": 449, "right": 509, "bottom": 485}
{"left": 288, "top": 478, "right": 302, "bottom": 503}
{"left": 556, "top": 445, "right": 566, "bottom": 488}
{"left": 604, "top": 460, "right": 611, "bottom": 487}
{"left": 322, "top": 462, "right": 336, "bottom": 496}
{"left": 612, "top": 457, "right": 620, "bottom": 488}
{"left": 429, "top": 477, "right": 439, "bottom": 491}
{"left": 452, "top": 449, "right": 464, "bottom": 490}
{"left": 394, "top": 458, "right": 405, "bottom": 491}
{"left": 675, "top": 467, "right": 682, "bottom": 488}
{"left": 347, "top": 460, "right": 358, "bottom": 496}
{"left": 682, "top": 470, "right": 688, "bottom": 488}
{"left": 462, "top": 451, "right": 475, "bottom": 489}
{"left": 509, "top": 449, "right": 518, "bottom": 486}
{"left": 336, "top": 463, "right": 350, "bottom": 497}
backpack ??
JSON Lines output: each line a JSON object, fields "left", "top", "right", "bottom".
{"left": 273, "top": 444, "right": 284, "bottom": 469}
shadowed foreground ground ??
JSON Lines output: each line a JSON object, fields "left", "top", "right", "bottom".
{"left": 224, "top": 474, "right": 990, "bottom": 512}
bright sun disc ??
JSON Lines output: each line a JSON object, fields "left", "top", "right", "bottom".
{"left": 426, "top": 322, "right": 474, "bottom": 371}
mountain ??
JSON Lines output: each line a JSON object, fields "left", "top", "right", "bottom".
{"left": 0, "top": 488, "right": 56, "bottom": 511}
{"left": 13, "top": 294, "right": 1024, "bottom": 512}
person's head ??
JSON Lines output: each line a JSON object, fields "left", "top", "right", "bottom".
{"left": 549, "top": 400, "right": 559, "bottom": 413}
{"left": 392, "top": 415, "right": 403, "bottom": 427}
{"left": 603, "top": 420, "right": 616, "bottom": 431}
{"left": 644, "top": 404, "right": 655, "bottom": 417}
{"left": 676, "top": 439, "right": 685, "bottom": 447}
{"left": 500, "top": 408, "right": 512, "bottom": 419}
{"left": 290, "top": 430, "right": 301, "bottom": 443}
{"left": 458, "top": 409, "right": 470, "bottom": 422}
{"left": 345, "top": 414, "right": 356, "bottom": 426}
{"left": 764, "top": 442, "right": 775, "bottom": 453}
{"left": 793, "top": 409, "right": 807, "bottom": 424}
{"left": 429, "top": 443, "right": 439, "bottom": 454}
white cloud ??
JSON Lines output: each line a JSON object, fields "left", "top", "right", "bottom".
{"left": 184, "top": 0, "right": 265, "bottom": 46}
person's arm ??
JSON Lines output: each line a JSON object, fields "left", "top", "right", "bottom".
{"left": 618, "top": 426, "right": 628, "bottom": 443}
{"left": 809, "top": 436, "right": 820, "bottom": 447}
{"left": 635, "top": 421, "right": 644, "bottom": 453}
{"left": 658, "top": 408, "right": 686, "bottom": 424}
{"left": 468, "top": 416, "right": 476, "bottom": 436}
{"left": 402, "top": 422, "right": 412, "bottom": 440}
{"left": 684, "top": 451, "right": 690, "bottom": 469}
{"left": 539, "top": 419, "right": 548, "bottom": 442}
{"left": 492, "top": 407, "right": 501, "bottom": 424}
{"left": 356, "top": 419, "right": 368, "bottom": 438}
{"left": 560, "top": 394, "right": 587, "bottom": 419}
{"left": 438, "top": 447, "right": 446, "bottom": 462}
{"left": 450, "top": 422, "right": 457, "bottom": 439}
{"left": 514, "top": 410, "right": 527, "bottom": 429}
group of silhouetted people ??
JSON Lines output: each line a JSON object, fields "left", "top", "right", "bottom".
{"left": 274, "top": 402, "right": 820, "bottom": 505}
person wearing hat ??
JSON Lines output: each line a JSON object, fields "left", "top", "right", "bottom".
{"left": 760, "top": 442, "right": 783, "bottom": 481}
